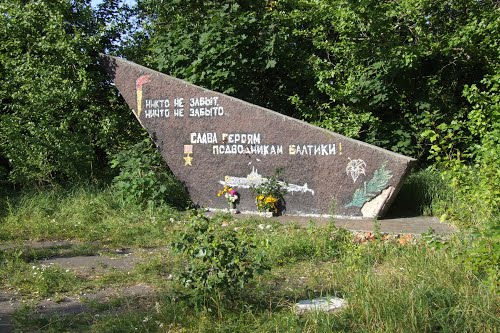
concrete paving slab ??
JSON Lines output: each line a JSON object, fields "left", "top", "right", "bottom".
{"left": 0, "top": 240, "right": 78, "bottom": 251}
{"left": 0, "top": 292, "right": 21, "bottom": 333}
{"left": 0, "top": 284, "right": 155, "bottom": 333}
{"left": 42, "top": 254, "right": 139, "bottom": 277}
{"left": 208, "top": 212, "right": 456, "bottom": 235}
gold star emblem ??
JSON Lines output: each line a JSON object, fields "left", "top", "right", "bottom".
{"left": 184, "top": 153, "right": 193, "bottom": 166}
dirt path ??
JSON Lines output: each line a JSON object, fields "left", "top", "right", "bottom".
{"left": 0, "top": 246, "right": 157, "bottom": 333}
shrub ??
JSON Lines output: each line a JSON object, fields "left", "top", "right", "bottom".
{"left": 110, "top": 138, "right": 190, "bottom": 209}
{"left": 0, "top": 1, "right": 140, "bottom": 186}
{"left": 172, "top": 211, "right": 269, "bottom": 301}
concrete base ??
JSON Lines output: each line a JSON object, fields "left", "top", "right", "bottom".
{"left": 207, "top": 212, "right": 456, "bottom": 235}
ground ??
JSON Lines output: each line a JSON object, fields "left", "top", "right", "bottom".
{"left": 0, "top": 215, "right": 456, "bottom": 333}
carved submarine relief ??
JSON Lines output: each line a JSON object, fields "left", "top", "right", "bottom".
{"left": 220, "top": 167, "right": 315, "bottom": 196}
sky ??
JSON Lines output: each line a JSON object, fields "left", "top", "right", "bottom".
{"left": 91, "top": 0, "right": 136, "bottom": 8}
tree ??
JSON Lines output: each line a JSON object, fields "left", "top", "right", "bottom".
{"left": 140, "top": 0, "right": 319, "bottom": 118}
{"left": 142, "top": 0, "right": 499, "bottom": 162}
{"left": 0, "top": 0, "right": 141, "bottom": 185}
{"left": 289, "top": 0, "right": 499, "bottom": 160}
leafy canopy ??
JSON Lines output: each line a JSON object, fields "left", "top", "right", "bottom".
{"left": 0, "top": 0, "right": 141, "bottom": 185}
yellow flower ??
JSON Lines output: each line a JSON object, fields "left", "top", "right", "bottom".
{"left": 218, "top": 186, "right": 230, "bottom": 197}
{"left": 265, "top": 196, "right": 277, "bottom": 204}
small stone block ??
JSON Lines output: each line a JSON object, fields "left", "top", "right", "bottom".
{"left": 295, "top": 297, "right": 347, "bottom": 314}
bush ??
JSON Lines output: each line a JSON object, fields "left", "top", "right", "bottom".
{"left": 172, "top": 211, "right": 269, "bottom": 301}
{"left": 267, "top": 222, "right": 353, "bottom": 265}
{"left": 0, "top": 0, "right": 141, "bottom": 186}
{"left": 110, "top": 138, "right": 190, "bottom": 209}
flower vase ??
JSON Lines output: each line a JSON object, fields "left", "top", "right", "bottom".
{"left": 229, "top": 202, "right": 239, "bottom": 214}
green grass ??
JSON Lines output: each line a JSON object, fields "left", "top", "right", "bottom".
{"left": 0, "top": 249, "right": 84, "bottom": 298}
{"left": 0, "top": 186, "right": 183, "bottom": 246}
{"left": 12, "top": 241, "right": 498, "bottom": 332}
{"left": 1, "top": 186, "right": 498, "bottom": 332}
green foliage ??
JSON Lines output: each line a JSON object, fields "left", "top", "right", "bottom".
{"left": 0, "top": 250, "right": 81, "bottom": 298}
{"left": 432, "top": 72, "right": 499, "bottom": 231}
{"left": 266, "top": 222, "right": 353, "bottom": 265}
{"left": 0, "top": 188, "right": 498, "bottom": 332}
{"left": 172, "top": 211, "right": 269, "bottom": 299}
{"left": 0, "top": 0, "right": 141, "bottom": 186}
{"left": 300, "top": 0, "right": 499, "bottom": 161}
{"left": 463, "top": 227, "right": 500, "bottom": 289}
{"left": 110, "top": 138, "right": 190, "bottom": 208}
{"left": 387, "top": 168, "right": 449, "bottom": 217}
{"left": 416, "top": 73, "right": 499, "bottom": 279}
{"left": 1, "top": 0, "right": 498, "bottom": 204}
{"left": 449, "top": 72, "right": 500, "bottom": 223}
{"left": 140, "top": 0, "right": 318, "bottom": 118}
{"left": 142, "top": 0, "right": 498, "bottom": 165}
{"left": 0, "top": 186, "right": 182, "bottom": 246}
{"left": 345, "top": 163, "right": 392, "bottom": 208}
{"left": 8, "top": 223, "right": 499, "bottom": 332}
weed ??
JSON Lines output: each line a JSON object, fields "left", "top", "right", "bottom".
{"left": 0, "top": 250, "right": 82, "bottom": 298}
{"left": 1, "top": 187, "right": 498, "bottom": 332}
{"left": 462, "top": 226, "right": 500, "bottom": 289}
{"left": 265, "top": 222, "right": 352, "bottom": 265}
{"left": 0, "top": 186, "right": 183, "bottom": 247}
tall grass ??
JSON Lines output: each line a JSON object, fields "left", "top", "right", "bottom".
{"left": 333, "top": 242, "right": 497, "bottom": 332}
{"left": 387, "top": 168, "right": 449, "bottom": 218}
{"left": 0, "top": 186, "right": 182, "bottom": 246}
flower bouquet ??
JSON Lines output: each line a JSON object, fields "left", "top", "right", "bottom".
{"left": 218, "top": 186, "right": 240, "bottom": 212}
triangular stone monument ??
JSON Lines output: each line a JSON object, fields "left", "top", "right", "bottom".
{"left": 101, "top": 55, "right": 416, "bottom": 218}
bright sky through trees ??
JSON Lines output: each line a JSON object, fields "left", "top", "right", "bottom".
{"left": 91, "top": 0, "right": 136, "bottom": 8}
